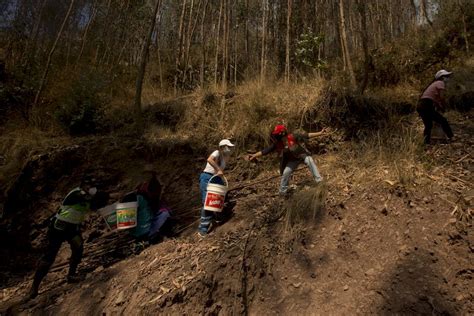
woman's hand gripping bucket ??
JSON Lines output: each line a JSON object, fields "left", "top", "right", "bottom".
{"left": 203, "top": 175, "right": 228, "bottom": 212}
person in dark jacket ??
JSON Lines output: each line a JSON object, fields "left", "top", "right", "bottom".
{"left": 417, "top": 69, "right": 454, "bottom": 144}
{"left": 249, "top": 125, "right": 327, "bottom": 195}
{"left": 27, "top": 183, "right": 109, "bottom": 299}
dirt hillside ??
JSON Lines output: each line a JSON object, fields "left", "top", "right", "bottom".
{"left": 0, "top": 110, "right": 472, "bottom": 315}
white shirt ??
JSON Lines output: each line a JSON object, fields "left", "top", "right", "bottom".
{"left": 203, "top": 150, "right": 226, "bottom": 174}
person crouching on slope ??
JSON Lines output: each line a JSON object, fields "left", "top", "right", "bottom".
{"left": 131, "top": 171, "right": 171, "bottom": 244}
{"left": 417, "top": 69, "right": 454, "bottom": 144}
{"left": 249, "top": 125, "right": 327, "bottom": 196}
{"left": 198, "top": 139, "right": 234, "bottom": 237}
{"left": 28, "top": 180, "right": 109, "bottom": 299}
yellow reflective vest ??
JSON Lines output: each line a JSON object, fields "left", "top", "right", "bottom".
{"left": 55, "top": 188, "right": 91, "bottom": 225}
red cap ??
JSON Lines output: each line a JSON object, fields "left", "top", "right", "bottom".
{"left": 272, "top": 124, "right": 287, "bottom": 135}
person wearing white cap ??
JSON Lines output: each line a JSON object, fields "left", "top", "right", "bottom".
{"left": 198, "top": 139, "right": 235, "bottom": 236}
{"left": 417, "top": 69, "right": 454, "bottom": 144}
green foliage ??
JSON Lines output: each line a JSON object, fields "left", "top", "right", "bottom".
{"left": 54, "top": 72, "right": 108, "bottom": 135}
{"left": 295, "top": 30, "right": 327, "bottom": 72}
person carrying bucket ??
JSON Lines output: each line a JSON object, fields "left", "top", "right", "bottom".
{"left": 134, "top": 172, "right": 171, "bottom": 243}
{"left": 198, "top": 139, "right": 234, "bottom": 237}
{"left": 249, "top": 125, "right": 328, "bottom": 196}
{"left": 119, "top": 171, "right": 171, "bottom": 244}
{"left": 27, "top": 179, "right": 109, "bottom": 300}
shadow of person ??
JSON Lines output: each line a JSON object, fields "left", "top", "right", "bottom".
{"left": 376, "top": 248, "right": 457, "bottom": 315}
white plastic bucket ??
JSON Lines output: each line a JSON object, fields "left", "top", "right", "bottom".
{"left": 116, "top": 201, "right": 138, "bottom": 230}
{"left": 98, "top": 203, "right": 118, "bottom": 231}
{"left": 204, "top": 175, "right": 228, "bottom": 212}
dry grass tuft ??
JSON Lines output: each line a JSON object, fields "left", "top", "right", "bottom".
{"left": 283, "top": 182, "right": 328, "bottom": 232}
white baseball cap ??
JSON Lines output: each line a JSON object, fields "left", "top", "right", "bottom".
{"left": 435, "top": 69, "right": 452, "bottom": 80}
{"left": 219, "top": 139, "right": 235, "bottom": 147}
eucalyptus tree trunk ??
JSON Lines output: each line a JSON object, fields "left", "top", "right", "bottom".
{"left": 338, "top": 0, "right": 356, "bottom": 88}
{"left": 356, "top": 0, "right": 370, "bottom": 94}
{"left": 285, "top": 0, "right": 292, "bottom": 83}
{"left": 134, "top": 0, "right": 162, "bottom": 126}
{"left": 32, "top": 0, "right": 75, "bottom": 115}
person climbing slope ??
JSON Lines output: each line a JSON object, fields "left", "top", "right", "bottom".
{"left": 417, "top": 69, "right": 454, "bottom": 144}
{"left": 27, "top": 180, "right": 109, "bottom": 299}
{"left": 249, "top": 125, "right": 328, "bottom": 196}
{"left": 198, "top": 139, "right": 234, "bottom": 237}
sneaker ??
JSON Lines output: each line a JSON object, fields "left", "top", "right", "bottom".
{"left": 132, "top": 241, "right": 149, "bottom": 254}
{"left": 289, "top": 184, "right": 298, "bottom": 191}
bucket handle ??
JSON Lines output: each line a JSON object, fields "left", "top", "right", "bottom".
{"left": 208, "top": 175, "right": 228, "bottom": 188}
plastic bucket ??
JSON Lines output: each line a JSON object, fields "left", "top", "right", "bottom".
{"left": 204, "top": 175, "right": 228, "bottom": 212}
{"left": 116, "top": 201, "right": 138, "bottom": 230}
{"left": 98, "top": 203, "right": 117, "bottom": 231}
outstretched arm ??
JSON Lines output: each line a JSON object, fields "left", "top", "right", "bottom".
{"left": 308, "top": 127, "right": 331, "bottom": 139}
{"left": 249, "top": 143, "right": 276, "bottom": 161}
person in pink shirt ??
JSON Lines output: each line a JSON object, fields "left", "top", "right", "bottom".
{"left": 417, "top": 69, "right": 454, "bottom": 144}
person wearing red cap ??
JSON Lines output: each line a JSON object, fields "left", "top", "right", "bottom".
{"left": 249, "top": 125, "right": 327, "bottom": 195}
{"left": 417, "top": 69, "right": 454, "bottom": 144}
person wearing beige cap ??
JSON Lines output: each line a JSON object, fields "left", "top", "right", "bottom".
{"left": 198, "top": 139, "right": 235, "bottom": 236}
{"left": 417, "top": 69, "right": 454, "bottom": 144}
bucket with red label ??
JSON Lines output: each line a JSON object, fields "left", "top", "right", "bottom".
{"left": 204, "top": 175, "right": 228, "bottom": 212}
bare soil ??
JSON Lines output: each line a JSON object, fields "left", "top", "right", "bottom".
{"left": 0, "top": 111, "right": 472, "bottom": 315}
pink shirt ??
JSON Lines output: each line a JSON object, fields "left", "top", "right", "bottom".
{"left": 421, "top": 80, "right": 445, "bottom": 106}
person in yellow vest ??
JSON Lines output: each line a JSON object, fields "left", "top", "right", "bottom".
{"left": 27, "top": 182, "right": 109, "bottom": 299}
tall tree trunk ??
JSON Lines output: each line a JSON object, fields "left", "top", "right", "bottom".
{"left": 458, "top": 0, "right": 470, "bottom": 53}
{"left": 260, "top": 0, "right": 268, "bottom": 83}
{"left": 32, "top": 0, "right": 75, "bottom": 114}
{"left": 134, "top": 0, "right": 162, "bottom": 126}
{"left": 200, "top": 0, "right": 209, "bottom": 87}
{"left": 22, "top": 0, "right": 47, "bottom": 68}
{"left": 222, "top": 0, "right": 229, "bottom": 88}
{"left": 76, "top": 1, "right": 98, "bottom": 66}
{"left": 338, "top": 0, "right": 356, "bottom": 88}
{"left": 420, "top": 0, "right": 433, "bottom": 26}
{"left": 245, "top": 0, "right": 249, "bottom": 59}
{"left": 214, "top": 0, "right": 223, "bottom": 86}
{"left": 174, "top": 0, "right": 187, "bottom": 94}
{"left": 356, "top": 0, "right": 370, "bottom": 94}
{"left": 285, "top": 0, "right": 292, "bottom": 83}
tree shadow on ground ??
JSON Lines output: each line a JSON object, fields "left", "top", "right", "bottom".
{"left": 377, "top": 248, "right": 457, "bottom": 315}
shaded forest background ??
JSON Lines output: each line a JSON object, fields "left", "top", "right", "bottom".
{"left": 0, "top": 0, "right": 472, "bottom": 135}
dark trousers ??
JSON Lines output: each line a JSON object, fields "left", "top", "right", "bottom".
{"left": 417, "top": 99, "right": 453, "bottom": 144}
{"left": 32, "top": 220, "right": 83, "bottom": 290}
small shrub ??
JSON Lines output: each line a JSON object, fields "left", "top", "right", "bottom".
{"left": 54, "top": 71, "right": 108, "bottom": 135}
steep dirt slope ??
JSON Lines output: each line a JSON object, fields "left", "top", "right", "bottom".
{"left": 1, "top": 111, "right": 472, "bottom": 315}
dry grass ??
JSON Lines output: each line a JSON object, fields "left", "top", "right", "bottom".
{"left": 169, "top": 78, "right": 326, "bottom": 152}
{"left": 283, "top": 182, "right": 328, "bottom": 232}
{"left": 0, "top": 128, "right": 72, "bottom": 195}
{"left": 326, "top": 116, "right": 424, "bottom": 191}
{"left": 143, "top": 125, "right": 191, "bottom": 151}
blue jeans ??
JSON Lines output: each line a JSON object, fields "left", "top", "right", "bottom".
{"left": 148, "top": 210, "right": 170, "bottom": 237}
{"left": 280, "top": 155, "right": 322, "bottom": 194}
{"left": 198, "top": 173, "right": 224, "bottom": 234}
